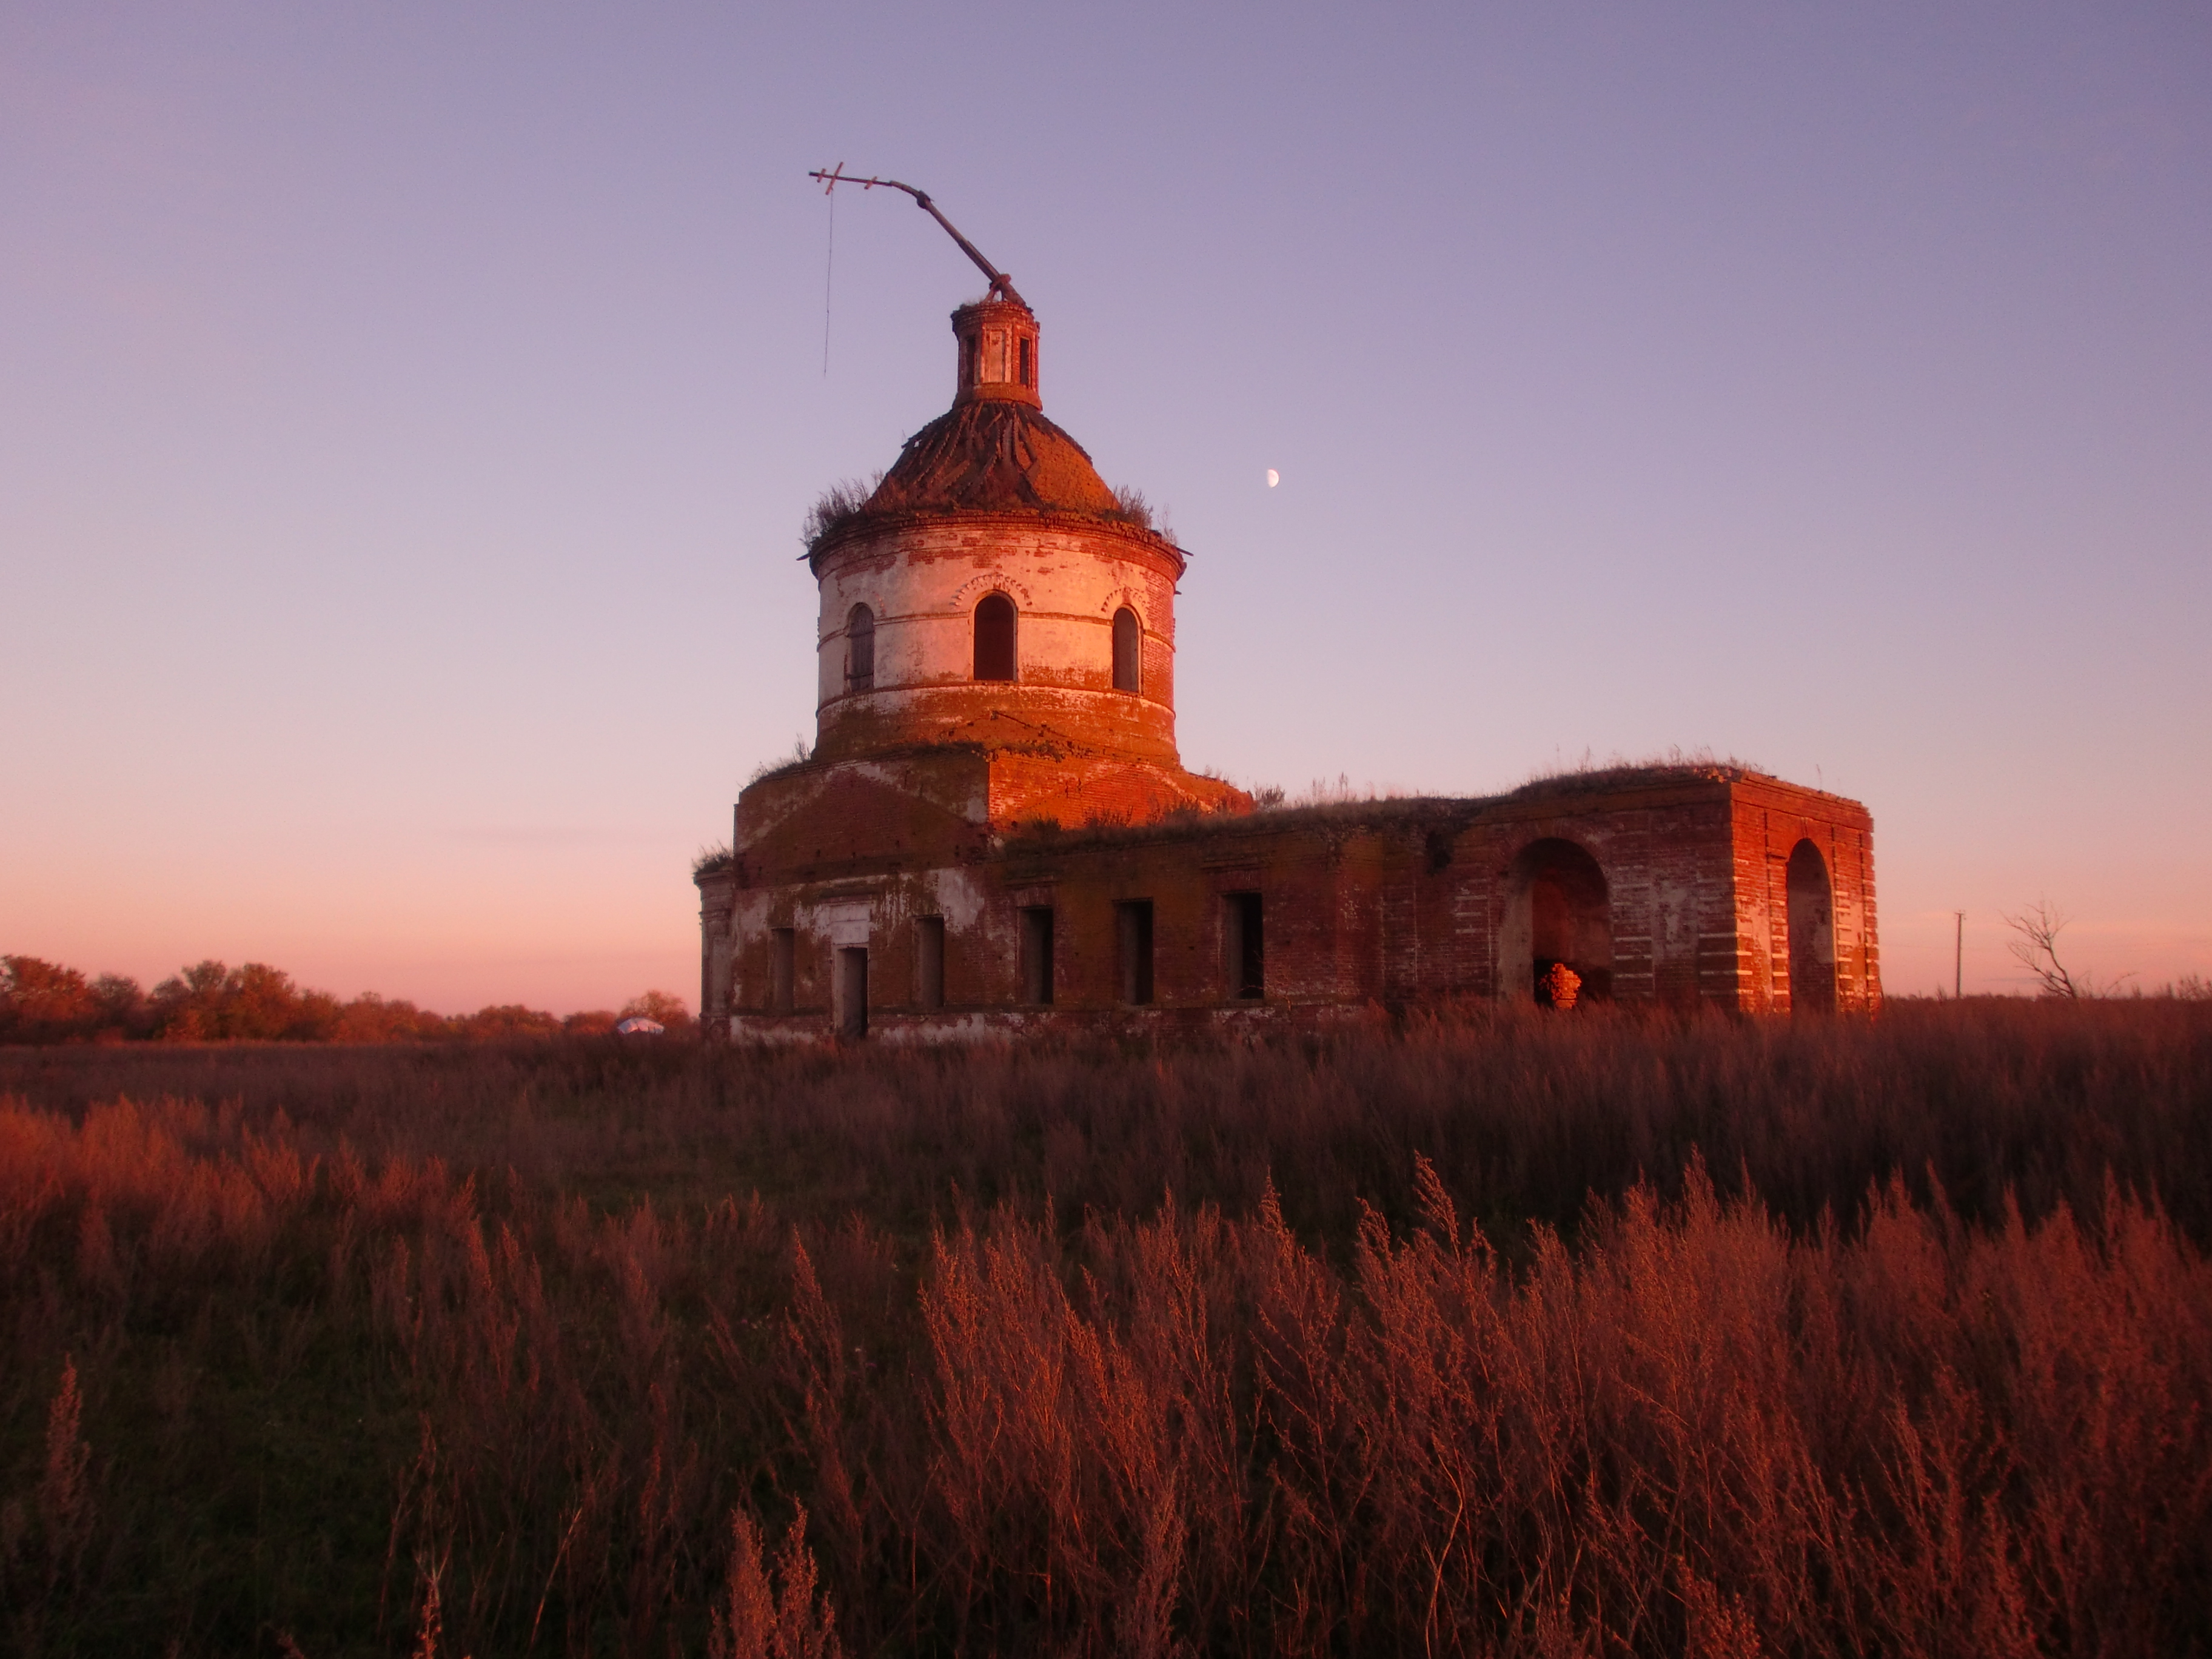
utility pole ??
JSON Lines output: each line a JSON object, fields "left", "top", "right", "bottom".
{"left": 1954, "top": 911, "right": 1965, "bottom": 1000}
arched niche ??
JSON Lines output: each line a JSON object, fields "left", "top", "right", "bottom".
{"left": 1786, "top": 839, "right": 1837, "bottom": 1014}
{"left": 1498, "top": 838, "right": 1612, "bottom": 1005}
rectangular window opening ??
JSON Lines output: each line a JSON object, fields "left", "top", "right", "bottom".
{"left": 1117, "top": 900, "right": 1155, "bottom": 1005}
{"left": 770, "top": 928, "right": 797, "bottom": 1014}
{"left": 1226, "top": 892, "right": 1264, "bottom": 1000}
{"left": 1019, "top": 906, "right": 1055, "bottom": 1006}
{"left": 916, "top": 916, "right": 945, "bottom": 1010}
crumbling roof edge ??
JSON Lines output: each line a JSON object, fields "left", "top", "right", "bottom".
{"left": 1000, "top": 765, "right": 1863, "bottom": 856}
{"left": 806, "top": 506, "right": 1185, "bottom": 572}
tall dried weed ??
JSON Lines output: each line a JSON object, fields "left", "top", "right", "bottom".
{"left": 0, "top": 1000, "right": 2208, "bottom": 1653}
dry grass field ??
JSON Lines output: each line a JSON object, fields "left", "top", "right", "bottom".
{"left": 3, "top": 999, "right": 2209, "bottom": 1657}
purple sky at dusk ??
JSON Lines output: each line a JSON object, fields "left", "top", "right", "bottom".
{"left": 4, "top": 2, "right": 2207, "bottom": 1011}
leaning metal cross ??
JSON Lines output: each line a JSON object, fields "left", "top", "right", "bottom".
{"left": 808, "top": 167, "right": 1025, "bottom": 306}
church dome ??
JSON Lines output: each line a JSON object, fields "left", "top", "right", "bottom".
{"left": 806, "top": 295, "right": 1147, "bottom": 546}
{"left": 864, "top": 398, "right": 1118, "bottom": 518}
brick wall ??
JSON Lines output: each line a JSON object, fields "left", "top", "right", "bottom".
{"left": 703, "top": 771, "right": 1880, "bottom": 1038}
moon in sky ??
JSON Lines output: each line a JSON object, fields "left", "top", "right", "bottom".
{"left": 1265, "top": 468, "right": 1279, "bottom": 488}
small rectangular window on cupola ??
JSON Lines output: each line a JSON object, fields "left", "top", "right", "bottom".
{"left": 1018, "top": 337, "right": 1033, "bottom": 387}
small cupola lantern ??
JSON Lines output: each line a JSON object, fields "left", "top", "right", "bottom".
{"left": 953, "top": 298, "right": 1041, "bottom": 408}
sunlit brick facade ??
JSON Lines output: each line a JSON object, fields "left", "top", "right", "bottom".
{"left": 697, "top": 296, "right": 1879, "bottom": 1037}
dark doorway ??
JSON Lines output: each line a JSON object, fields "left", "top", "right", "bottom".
{"left": 974, "top": 593, "right": 1017, "bottom": 682}
{"left": 1117, "top": 900, "right": 1155, "bottom": 1004}
{"left": 1226, "top": 892, "right": 1264, "bottom": 1000}
{"left": 836, "top": 947, "right": 868, "bottom": 1039}
{"left": 1020, "top": 906, "right": 1054, "bottom": 1005}
{"left": 1503, "top": 840, "right": 1612, "bottom": 1005}
{"left": 1786, "top": 840, "right": 1837, "bottom": 1014}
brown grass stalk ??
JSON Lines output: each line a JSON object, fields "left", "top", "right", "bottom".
{"left": 0, "top": 1002, "right": 2207, "bottom": 1653}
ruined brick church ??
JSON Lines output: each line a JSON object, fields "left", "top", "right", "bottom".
{"left": 695, "top": 287, "right": 1879, "bottom": 1037}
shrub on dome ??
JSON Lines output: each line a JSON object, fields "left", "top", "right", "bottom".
{"left": 1103, "top": 484, "right": 1155, "bottom": 531}
{"left": 800, "top": 473, "right": 885, "bottom": 551}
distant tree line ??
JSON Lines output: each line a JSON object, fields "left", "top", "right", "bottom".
{"left": 0, "top": 954, "right": 692, "bottom": 1045}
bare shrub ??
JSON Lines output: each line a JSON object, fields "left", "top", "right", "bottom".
{"left": 800, "top": 475, "right": 883, "bottom": 550}
{"left": 748, "top": 736, "right": 814, "bottom": 786}
{"left": 1105, "top": 484, "right": 1156, "bottom": 531}
{"left": 2005, "top": 897, "right": 2134, "bottom": 998}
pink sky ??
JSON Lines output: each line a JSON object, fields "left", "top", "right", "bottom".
{"left": 4, "top": 2, "right": 2207, "bottom": 1012}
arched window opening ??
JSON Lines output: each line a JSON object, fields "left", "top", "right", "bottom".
{"left": 1111, "top": 607, "right": 1142, "bottom": 693}
{"left": 1501, "top": 839, "right": 1612, "bottom": 1007}
{"left": 845, "top": 603, "right": 875, "bottom": 692}
{"left": 974, "top": 592, "right": 1017, "bottom": 682}
{"left": 1786, "top": 840, "right": 1837, "bottom": 1014}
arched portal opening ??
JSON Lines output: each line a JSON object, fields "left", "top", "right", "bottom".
{"left": 1786, "top": 840, "right": 1837, "bottom": 1014}
{"left": 845, "top": 603, "right": 874, "bottom": 692}
{"left": 1499, "top": 839, "right": 1612, "bottom": 1006}
{"left": 974, "top": 593, "right": 1017, "bottom": 682}
{"left": 1111, "top": 606, "right": 1142, "bottom": 693}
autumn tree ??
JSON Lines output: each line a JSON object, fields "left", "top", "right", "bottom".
{"left": 150, "top": 960, "right": 230, "bottom": 1041}
{"left": 88, "top": 974, "right": 151, "bottom": 1039}
{"left": 333, "top": 994, "right": 453, "bottom": 1043}
{"left": 0, "top": 956, "right": 97, "bottom": 1042}
{"left": 620, "top": 990, "right": 695, "bottom": 1034}
{"left": 455, "top": 1004, "right": 565, "bottom": 1040}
